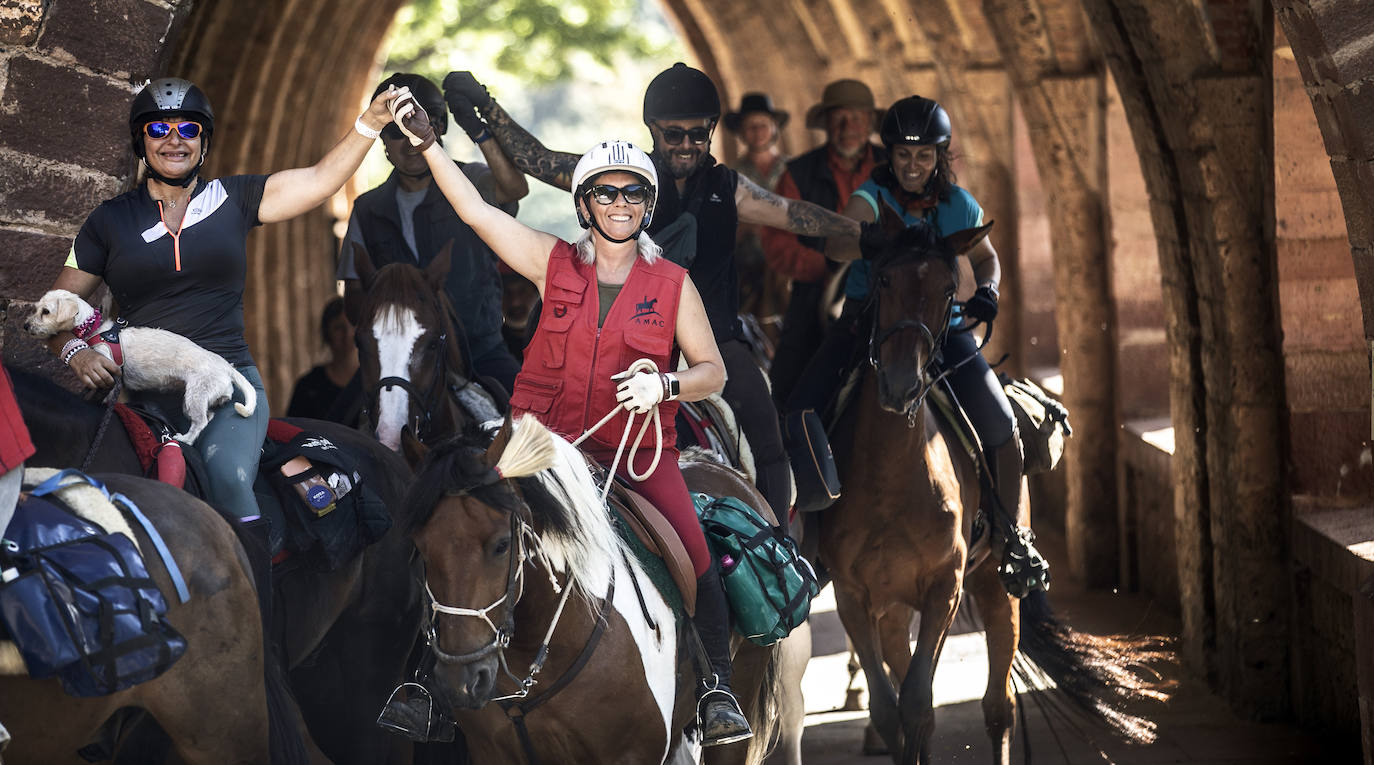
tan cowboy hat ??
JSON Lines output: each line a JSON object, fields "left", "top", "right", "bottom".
{"left": 723, "top": 92, "right": 790, "bottom": 133}
{"left": 804, "top": 79, "right": 884, "bottom": 130}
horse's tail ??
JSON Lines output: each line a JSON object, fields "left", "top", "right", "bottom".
{"left": 229, "top": 366, "right": 257, "bottom": 417}
{"left": 1015, "top": 589, "right": 1175, "bottom": 745}
{"left": 741, "top": 640, "right": 784, "bottom": 765}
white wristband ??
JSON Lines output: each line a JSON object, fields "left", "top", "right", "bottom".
{"left": 354, "top": 116, "right": 380, "bottom": 140}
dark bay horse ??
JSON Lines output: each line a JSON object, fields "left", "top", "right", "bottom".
{"left": 352, "top": 243, "right": 500, "bottom": 452}
{"left": 401, "top": 417, "right": 784, "bottom": 765}
{"left": 0, "top": 473, "right": 296, "bottom": 764}
{"left": 820, "top": 223, "right": 1169, "bottom": 764}
{"left": 7, "top": 366, "right": 424, "bottom": 764}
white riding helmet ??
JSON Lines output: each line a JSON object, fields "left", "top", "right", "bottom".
{"left": 572, "top": 140, "right": 658, "bottom": 235}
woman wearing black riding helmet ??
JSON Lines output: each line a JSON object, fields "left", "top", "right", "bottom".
{"left": 791, "top": 95, "right": 1031, "bottom": 588}
{"left": 44, "top": 76, "right": 406, "bottom": 522}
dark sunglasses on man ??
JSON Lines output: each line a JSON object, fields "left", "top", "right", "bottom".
{"left": 654, "top": 123, "right": 713, "bottom": 146}
{"left": 585, "top": 184, "right": 650, "bottom": 205}
{"left": 143, "top": 121, "right": 203, "bottom": 140}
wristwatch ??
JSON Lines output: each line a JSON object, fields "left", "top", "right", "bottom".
{"left": 980, "top": 282, "right": 1000, "bottom": 301}
{"left": 664, "top": 372, "right": 681, "bottom": 400}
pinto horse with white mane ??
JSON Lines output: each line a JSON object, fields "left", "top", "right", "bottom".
{"left": 400, "top": 416, "right": 783, "bottom": 765}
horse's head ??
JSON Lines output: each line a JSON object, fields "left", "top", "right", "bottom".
{"left": 867, "top": 219, "right": 992, "bottom": 416}
{"left": 402, "top": 417, "right": 561, "bottom": 710}
{"left": 354, "top": 241, "right": 469, "bottom": 450}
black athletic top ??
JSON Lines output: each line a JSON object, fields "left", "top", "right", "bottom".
{"left": 68, "top": 175, "right": 268, "bottom": 366}
{"left": 648, "top": 156, "right": 742, "bottom": 342}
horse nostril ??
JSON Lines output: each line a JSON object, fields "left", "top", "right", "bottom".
{"left": 467, "top": 665, "right": 494, "bottom": 699}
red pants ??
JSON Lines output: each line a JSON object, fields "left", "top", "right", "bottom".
{"left": 596, "top": 447, "right": 711, "bottom": 577}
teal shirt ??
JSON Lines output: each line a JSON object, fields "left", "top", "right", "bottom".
{"left": 845, "top": 181, "right": 984, "bottom": 300}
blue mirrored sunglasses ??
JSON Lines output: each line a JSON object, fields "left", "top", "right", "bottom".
{"left": 143, "top": 121, "right": 203, "bottom": 140}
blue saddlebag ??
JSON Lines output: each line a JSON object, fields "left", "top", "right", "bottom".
{"left": 0, "top": 493, "right": 186, "bottom": 697}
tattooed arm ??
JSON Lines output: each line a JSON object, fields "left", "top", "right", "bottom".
{"left": 479, "top": 101, "right": 580, "bottom": 192}
{"left": 734, "top": 173, "right": 860, "bottom": 243}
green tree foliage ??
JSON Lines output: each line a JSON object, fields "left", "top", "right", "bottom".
{"left": 388, "top": 0, "right": 675, "bottom": 85}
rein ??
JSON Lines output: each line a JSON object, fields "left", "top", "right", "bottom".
{"left": 571, "top": 358, "right": 665, "bottom": 506}
{"left": 423, "top": 503, "right": 616, "bottom": 765}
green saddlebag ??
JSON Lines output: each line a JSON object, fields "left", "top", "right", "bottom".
{"left": 1001, "top": 376, "right": 1073, "bottom": 476}
{"left": 692, "top": 493, "right": 818, "bottom": 646}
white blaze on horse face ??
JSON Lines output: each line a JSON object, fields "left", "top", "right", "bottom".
{"left": 373, "top": 306, "right": 425, "bottom": 451}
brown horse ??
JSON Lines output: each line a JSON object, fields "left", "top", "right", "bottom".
{"left": 820, "top": 222, "right": 1168, "bottom": 764}
{"left": 0, "top": 474, "right": 300, "bottom": 764}
{"left": 352, "top": 243, "right": 500, "bottom": 452}
{"left": 400, "top": 417, "right": 783, "bottom": 764}
{"left": 7, "top": 366, "right": 425, "bottom": 764}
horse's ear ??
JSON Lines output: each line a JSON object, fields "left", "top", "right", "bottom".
{"left": 877, "top": 201, "right": 906, "bottom": 237}
{"left": 484, "top": 414, "right": 514, "bottom": 468}
{"left": 400, "top": 426, "right": 429, "bottom": 470}
{"left": 354, "top": 243, "right": 378, "bottom": 291}
{"left": 944, "top": 221, "right": 994, "bottom": 256}
{"left": 426, "top": 239, "right": 454, "bottom": 290}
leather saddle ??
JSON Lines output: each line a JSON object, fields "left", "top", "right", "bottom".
{"left": 584, "top": 457, "right": 698, "bottom": 616}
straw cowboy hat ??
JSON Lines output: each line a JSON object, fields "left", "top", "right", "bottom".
{"left": 804, "top": 79, "right": 884, "bottom": 130}
{"left": 723, "top": 92, "right": 790, "bottom": 132}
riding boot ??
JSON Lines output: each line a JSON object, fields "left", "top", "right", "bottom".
{"left": 237, "top": 516, "right": 273, "bottom": 624}
{"left": 376, "top": 650, "right": 456, "bottom": 743}
{"left": 984, "top": 439, "right": 1049, "bottom": 598}
{"left": 691, "top": 561, "right": 753, "bottom": 747}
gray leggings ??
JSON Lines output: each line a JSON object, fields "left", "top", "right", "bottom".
{"left": 195, "top": 365, "right": 270, "bottom": 520}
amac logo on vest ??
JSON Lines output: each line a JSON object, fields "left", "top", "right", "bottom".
{"left": 632, "top": 296, "right": 665, "bottom": 327}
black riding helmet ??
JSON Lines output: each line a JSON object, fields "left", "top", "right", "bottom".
{"left": 129, "top": 78, "right": 214, "bottom": 187}
{"left": 880, "top": 95, "right": 951, "bottom": 149}
{"left": 642, "top": 63, "right": 721, "bottom": 125}
{"left": 374, "top": 73, "right": 448, "bottom": 139}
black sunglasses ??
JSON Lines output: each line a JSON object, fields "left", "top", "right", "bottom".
{"left": 586, "top": 184, "right": 650, "bottom": 205}
{"left": 655, "top": 123, "right": 712, "bottom": 146}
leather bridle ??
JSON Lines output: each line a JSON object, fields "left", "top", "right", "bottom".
{"left": 867, "top": 256, "right": 958, "bottom": 426}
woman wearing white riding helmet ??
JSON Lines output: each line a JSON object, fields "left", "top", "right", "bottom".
{"left": 395, "top": 97, "right": 752, "bottom": 745}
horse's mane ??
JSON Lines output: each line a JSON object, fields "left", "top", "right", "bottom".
{"left": 4, "top": 364, "right": 103, "bottom": 428}
{"left": 869, "top": 220, "right": 960, "bottom": 291}
{"left": 405, "top": 420, "right": 626, "bottom": 599}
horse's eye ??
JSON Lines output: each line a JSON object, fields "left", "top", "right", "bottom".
{"left": 493, "top": 537, "right": 510, "bottom": 556}
{"left": 879, "top": 274, "right": 891, "bottom": 288}
{"left": 41, "top": 308, "right": 49, "bottom": 316}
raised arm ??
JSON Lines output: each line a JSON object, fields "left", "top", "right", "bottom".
{"left": 825, "top": 195, "right": 877, "bottom": 263}
{"left": 421, "top": 144, "right": 556, "bottom": 286}
{"left": 445, "top": 90, "right": 530, "bottom": 205}
{"left": 735, "top": 173, "right": 860, "bottom": 242}
{"left": 258, "top": 87, "right": 402, "bottom": 224}
{"left": 443, "top": 72, "right": 579, "bottom": 191}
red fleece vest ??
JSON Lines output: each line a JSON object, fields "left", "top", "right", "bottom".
{"left": 511, "top": 241, "right": 685, "bottom": 455}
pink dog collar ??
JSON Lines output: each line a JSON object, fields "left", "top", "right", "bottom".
{"left": 73, "top": 306, "right": 102, "bottom": 340}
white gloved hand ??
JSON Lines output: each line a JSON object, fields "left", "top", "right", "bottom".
{"left": 386, "top": 87, "right": 436, "bottom": 149}
{"left": 614, "top": 371, "right": 666, "bottom": 414}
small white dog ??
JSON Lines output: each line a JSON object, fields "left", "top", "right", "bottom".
{"left": 25, "top": 289, "right": 256, "bottom": 444}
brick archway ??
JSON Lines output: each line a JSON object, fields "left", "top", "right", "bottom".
{"left": 3, "top": 0, "right": 1373, "bottom": 744}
